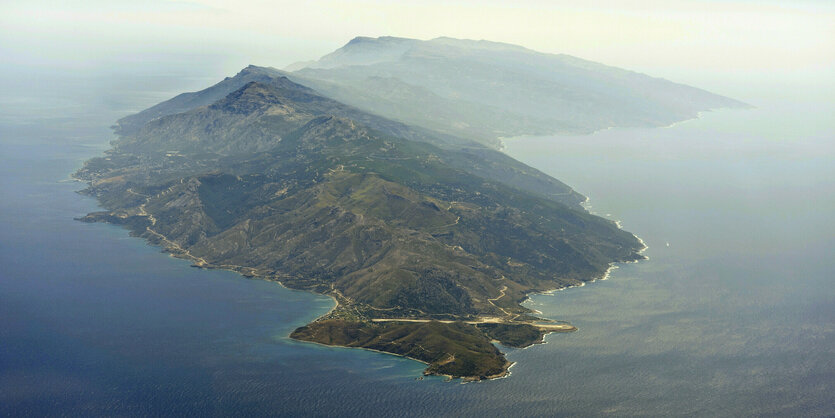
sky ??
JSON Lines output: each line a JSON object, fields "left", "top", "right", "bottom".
{"left": 1, "top": 0, "right": 833, "bottom": 97}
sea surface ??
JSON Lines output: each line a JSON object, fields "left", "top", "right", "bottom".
{"left": 1, "top": 72, "right": 832, "bottom": 416}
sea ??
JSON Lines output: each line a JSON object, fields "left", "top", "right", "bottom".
{"left": 1, "top": 69, "right": 832, "bottom": 416}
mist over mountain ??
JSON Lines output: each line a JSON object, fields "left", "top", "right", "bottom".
{"left": 286, "top": 36, "right": 748, "bottom": 146}
{"left": 118, "top": 36, "right": 747, "bottom": 150}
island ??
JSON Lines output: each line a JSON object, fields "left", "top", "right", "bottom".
{"left": 74, "top": 37, "right": 741, "bottom": 380}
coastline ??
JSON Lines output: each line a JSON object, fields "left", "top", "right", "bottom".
{"left": 287, "top": 329, "right": 515, "bottom": 383}
{"left": 496, "top": 108, "right": 726, "bottom": 151}
{"left": 79, "top": 187, "right": 621, "bottom": 381}
{"left": 518, "top": 190, "right": 649, "bottom": 316}
{"left": 75, "top": 203, "right": 524, "bottom": 381}
{"left": 71, "top": 150, "right": 643, "bottom": 383}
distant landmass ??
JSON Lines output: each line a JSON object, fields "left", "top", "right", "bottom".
{"left": 72, "top": 36, "right": 744, "bottom": 380}
{"left": 285, "top": 36, "right": 749, "bottom": 147}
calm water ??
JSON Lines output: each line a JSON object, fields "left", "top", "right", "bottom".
{"left": 1, "top": 74, "right": 832, "bottom": 416}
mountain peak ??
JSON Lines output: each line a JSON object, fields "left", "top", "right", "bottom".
{"left": 210, "top": 81, "right": 282, "bottom": 114}
{"left": 346, "top": 35, "right": 413, "bottom": 45}
{"left": 236, "top": 64, "right": 284, "bottom": 77}
{"left": 345, "top": 36, "right": 374, "bottom": 45}
{"left": 308, "top": 36, "right": 418, "bottom": 69}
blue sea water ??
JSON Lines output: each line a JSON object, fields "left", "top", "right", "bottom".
{"left": 0, "top": 73, "right": 832, "bottom": 416}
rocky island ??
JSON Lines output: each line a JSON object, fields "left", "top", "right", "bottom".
{"left": 74, "top": 38, "right": 743, "bottom": 380}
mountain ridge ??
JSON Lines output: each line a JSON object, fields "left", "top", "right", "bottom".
{"left": 111, "top": 69, "right": 588, "bottom": 209}
{"left": 287, "top": 36, "right": 749, "bottom": 146}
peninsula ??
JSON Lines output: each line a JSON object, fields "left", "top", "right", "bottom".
{"left": 74, "top": 38, "right": 741, "bottom": 380}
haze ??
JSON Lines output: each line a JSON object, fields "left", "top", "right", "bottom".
{"left": 2, "top": 0, "right": 833, "bottom": 98}
{"left": 1, "top": 1, "right": 834, "bottom": 415}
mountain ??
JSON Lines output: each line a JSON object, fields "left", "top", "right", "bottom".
{"left": 75, "top": 71, "right": 644, "bottom": 380}
{"left": 115, "top": 66, "right": 294, "bottom": 136}
{"left": 287, "top": 36, "right": 749, "bottom": 146}
{"left": 110, "top": 65, "right": 586, "bottom": 210}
